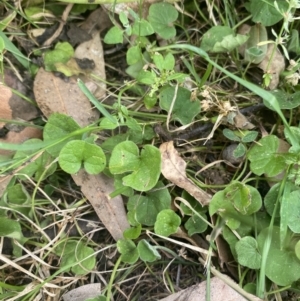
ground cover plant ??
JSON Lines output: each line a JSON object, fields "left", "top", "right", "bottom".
{"left": 1, "top": 0, "right": 300, "bottom": 300}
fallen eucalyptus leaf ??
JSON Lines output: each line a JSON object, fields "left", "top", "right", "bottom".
{"left": 73, "top": 171, "right": 129, "bottom": 241}
{"left": 159, "top": 276, "right": 260, "bottom": 301}
{"left": 160, "top": 141, "right": 211, "bottom": 206}
{"left": 62, "top": 283, "right": 101, "bottom": 301}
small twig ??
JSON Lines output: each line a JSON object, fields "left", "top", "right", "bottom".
{"left": 43, "top": 3, "right": 74, "bottom": 46}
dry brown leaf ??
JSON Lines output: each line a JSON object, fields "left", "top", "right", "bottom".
{"left": 33, "top": 68, "right": 99, "bottom": 127}
{"left": 74, "top": 32, "right": 106, "bottom": 99}
{"left": 159, "top": 276, "right": 261, "bottom": 301}
{"left": 72, "top": 170, "right": 129, "bottom": 241}
{"left": 0, "top": 127, "right": 42, "bottom": 157}
{"left": 62, "top": 283, "right": 101, "bottom": 301}
{"left": 160, "top": 141, "right": 211, "bottom": 206}
{"left": 258, "top": 43, "right": 285, "bottom": 90}
{"left": 233, "top": 111, "right": 255, "bottom": 130}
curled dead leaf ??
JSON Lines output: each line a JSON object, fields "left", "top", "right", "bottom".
{"left": 160, "top": 141, "right": 211, "bottom": 206}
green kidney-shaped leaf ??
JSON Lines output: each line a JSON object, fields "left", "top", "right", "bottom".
{"left": 56, "top": 240, "right": 96, "bottom": 275}
{"left": 132, "top": 19, "right": 154, "bottom": 36}
{"left": 136, "top": 70, "right": 157, "bottom": 85}
{"left": 271, "top": 90, "right": 300, "bottom": 110}
{"left": 235, "top": 236, "right": 261, "bottom": 269}
{"left": 104, "top": 26, "right": 123, "bottom": 44}
{"left": 287, "top": 190, "right": 300, "bottom": 233}
{"left": 247, "top": 135, "right": 288, "bottom": 177}
{"left": 137, "top": 239, "right": 161, "bottom": 262}
{"left": 212, "top": 34, "right": 248, "bottom": 53}
{"left": 127, "top": 181, "right": 171, "bottom": 226}
{"left": 154, "top": 209, "right": 181, "bottom": 237}
{"left": 0, "top": 217, "right": 24, "bottom": 241}
{"left": 117, "top": 239, "right": 139, "bottom": 264}
{"left": 109, "top": 141, "right": 161, "bottom": 191}
{"left": 44, "top": 113, "right": 81, "bottom": 157}
{"left": 184, "top": 214, "right": 208, "bottom": 236}
{"left": 264, "top": 183, "right": 281, "bottom": 217}
{"left": 148, "top": 3, "right": 178, "bottom": 39}
{"left": 59, "top": 140, "right": 106, "bottom": 174}
{"left": 159, "top": 86, "right": 200, "bottom": 125}
{"left": 224, "top": 182, "right": 262, "bottom": 215}
{"left": 200, "top": 26, "right": 233, "bottom": 52}
{"left": 127, "top": 45, "right": 142, "bottom": 66}
{"left": 257, "top": 226, "right": 300, "bottom": 286}
{"left": 247, "top": 0, "right": 288, "bottom": 26}
{"left": 44, "top": 42, "right": 74, "bottom": 72}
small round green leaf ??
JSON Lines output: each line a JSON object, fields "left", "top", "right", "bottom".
{"left": 235, "top": 236, "right": 261, "bottom": 269}
{"left": 44, "top": 113, "right": 81, "bottom": 157}
{"left": 159, "top": 86, "right": 200, "bottom": 125}
{"left": 132, "top": 19, "right": 154, "bottom": 36}
{"left": 184, "top": 214, "right": 208, "bottom": 236}
{"left": 109, "top": 141, "right": 161, "bottom": 191}
{"left": 154, "top": 209, "right": 181, "bottom": 237}
{"left": 137, "top": 239, "right": 161, "bottom": 262}
{"left": 56, "top": 241, "right": 96, "bottom": 275}
{"left": 148, "top": 3, "right": 178, "bottom": 39}
{"left": 248, "top": 0, "right": 288, "bottom": 26}
{"left": 233, "top": 143, "right": 246, "bottom": 158}
{"left": 223, "top": 128, "right": 241, "bottom": 142}
{"left": 117, "top": 239, "right": 139, "bottom": 264}
{"left": 59, "top": 140, "right": 106, "bottom": 174}
{"left": 127, "top": 46, "right": 142, "bottom": 65}
{"left": 104, "top": 26, "right": 123, "bottom": 44}
{"left": 44, "top": 42, "right": 74, "bottom": 72}
{"left": 271, "top": 90, "right": 300, "bottom": 110}
{"left": 247, "top": 135, "right": 288, "bottom": 177}
{"left": 257, "top": 226, "right": 300, "bottom": 286}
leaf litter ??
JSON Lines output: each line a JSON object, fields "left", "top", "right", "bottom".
{"left": 1, "top": 1, "right": 296, "bottom": 301}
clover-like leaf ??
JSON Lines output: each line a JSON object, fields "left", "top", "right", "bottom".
{"left": 104, "top": 26, "right": 123, "bottom": 44}
{"left": 235, "top": 236, "right": 261, "bottom": 269}
{"left": 137, "top": 239, "right": 161, "bottom": 262}
{"left": 132, "top": 19, "right": 154, "bottom": 36}
{"left": 44, "top": 42, "right": 74, "bottom": 72}
{"left": 247, "top": 0, "right": 288, "bottom": 26}
{"left": 201, "top": 26, "right": 233, "bottom": 52}
{"left": 154, "top": 209, "right": 181, "bottom": 236}
{"left": 44, "top": 113, "right": 81, "bottom": 157}
{"left": 247, "top": 135, "right": 288, "bottom": 177}
{"left": 109, "top": 141, "right": 161, "bottom": 191}
{"left": 271, "top": 90, "right": 300, "bottom": 110}
{"left": 59, "top": 140, "right": 106, "bottom": 174}
{"left": 55, "top": 240, "right": 96, "bottom": 275}
{"left": 148, "top": 3, "right": 178, "bottom": 39}
{"left": 117, "top": 239, "right": 139, "bottom": 264}
{"left": 159, "top": 86, "right": 200, "bottom": 125}
{"left": 257, "top": 226, "right": 300, "bottom": 286}
{"left": 224, "top": 182, "right": 262, "bottom": 215}
{"left": 184, "top": 214, "right": 208, "bottom": 236}
{"left": 127, "top": 45, "right": 142, "bottom": 65}
{"left": 212, "top": 34, "right": 248, "bottom": 53}
{"left": 127, "top": 181, "right": 171, "bottom": 226}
